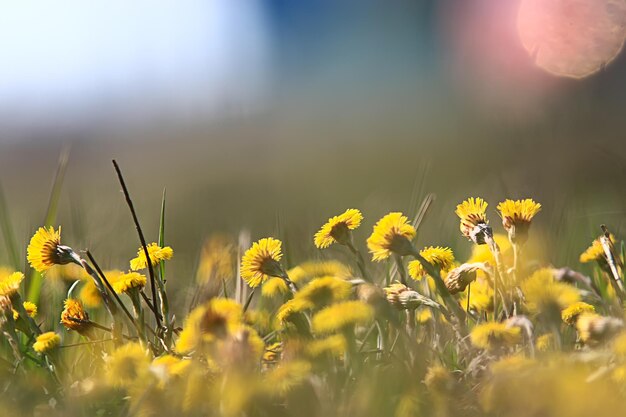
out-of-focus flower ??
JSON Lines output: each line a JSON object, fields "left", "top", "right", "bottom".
{"left": 407, "top": 246, "right": 455, "bottom": 280}
{"left": 576, "top": 313, "right": 623, "bottom": 345}
{"left": 0, "top": 271, "right": 24, "bottom": 297}
{"left": 287, "top": 260, "right": 352, "bottom": 284}
{"left": 33, "top": 331, "right": 61, "bottom": 353}
{"left": 536, "top": 333, "right": 555, "bottom": 352}
{"left": 111, "top": 272, "right": 147, "bottom": 294}
{"left": 294, "top": 276, "right": 352, "bottom": 307}
{"left": 496, "top": 199, "right": 541, "bottom": 244}
{"left": 12, "top": 301, "right": 37, "bottom": 321}
{"left": 240, "top": 238, "right": 286, "bottom": 288}
{"left": 263, "top": 342, "right": 283, "bottom": 363}
{"left": 80, "top": 278, "right": 103, "bottom": 308}
{"left": 106, "top": 342, "right": 151, "bottom": 387}
{"left": 311, "top": 301, "right": 373, "bottom": 334}
{"left": 444, "top": 262, "right": 489, "bottom": 294}
{"left": 521, "top": 268, "right": 580, "bottom": 314}
{"left": 459, "top": 278, "right": 494, "bottom": 313}
{"left": 561, "top": 301, "right": 596, "bottom": 326}
{"left": 27, "top": 226, "right": 74, "bottom": 273}
{"left": 367, "top": 212, "right": 416, "bottom": 261}
{"left": 455, "top": 198, "right": 490, "bottom": 244}
{"left": 424, "top": 365, "right": 455, "bottom": 397}
{"left": 263, "top": 360, "right": 311, "bottom": 396}
{"left": 579, "top": 234, "right": 616, "bottom": 268}
{"left": 60, "top": 298, "right": 91, "bottom": 333}
{"left": 196, "top": 235, "right": 234, "bottom": 284}
{"left": 130, "top": 243, "right": 173, "bottom": 271}
{"left": 468, "top": 234, "right": 511, "bottom": 265}
{"left": 314, "top": 209, "right": 363, "bottom": 249}
{"left": 150, "top": 355, "right": 190, "bottom": 387}
{"left": 306, "top": 334, "right": 346, "bottom": 358}
{"left": 276, "top": 298, "right": 313, "bottom": 325}
{"left": 470, "top": 322, "right": 521, "bottom": 351}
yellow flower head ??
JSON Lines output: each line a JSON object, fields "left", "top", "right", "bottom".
{"left": 311, "top": 300, "right": 374, "bottom": 334}
{"left": 276, "top": 298, "right": 313, "bottom": 324}
{"left": 80, "top": 279, "right": 102, "bottom": 308}
{"left": 367, "top": 212, "right": 416, "bottom": 261}
{"left": 314, "top": 209, "right": 363, "bottom": 249}
{"left": 13, "top": 301, "right": 38, "bottom": 321}
{"left": 497, "top": 199, "right": 541, "bottom": 244}
{"left": 106, "top": 342, "right": 151, "bottom": 387}
{"left": 561, "top": 301, "right": 596, "bottom": 326}
{"left": 261, "top": 277, "right": 290, "bottom": 298}
{"left": 459, "top": 277, "right": 493, "bottom": 313}
{"left": 536, "top": 333, "right": 555, "bottom": 352}
{"left": 294, "top": 276, "right": 352, "bottom": 307}
{"left": 240, "top": 238, "right": 285, "bottom": 288}
{"left": 455, "top": 197, "right": 488, "bottom": 241}
{"left": 468, "top": 233, "right": 511, "bottom": 264}
{"left": 60, "top": 298, "right": 90, "bottom": 332}
{"left": 27, "top": 226, "right": 71, "bottom": 273}
{"left": 0, "top": 271, "right": 24, "bottom": 297}
{"left": 287, "top": 260, "right": 352, "bottom": 284}
{"left": 407, "top": 246, "right": 455, "bottom": 280}
{"left": 470, "top": 322, "right": 521, "bottom": 351}
{"left": 111, "top": 272, "right": 147, "bottom": 294}
{"left": 579, "top": 234, "right": 615, "bottom": 264}
{"left": 263, "top": 360, "right": 312, "bottom": 396}
{"left": 130, "top": 243, "right": 174, "bottom": 271}
{"left": 150, "top": 355, "right": 191, "bottom": 386}
{"left": 521, "top": 268, "right": 580, "bottom": 314}
{"left": 33, "top": 331, "right": 61, "bottom": 353}
{"left": 306, "top": 334, "right": 346, "bottom": 358}
{"left": 196, "top": 234, "right": 234, "bottom": 284}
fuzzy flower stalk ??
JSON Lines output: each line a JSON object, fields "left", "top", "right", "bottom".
{"left": 241, "top": 238, "right": 297, "bottom": 293}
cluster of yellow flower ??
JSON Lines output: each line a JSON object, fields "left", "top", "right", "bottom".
{"left": 4, "top": 195, "right": 626, "bottom": 417}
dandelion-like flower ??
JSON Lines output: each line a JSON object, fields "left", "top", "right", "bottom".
{"left": 455, "top": 198, "right": 490, "bottom": 244}
{"left": 561, "top": 301, "right": 596, "bottom": 326}
{"left": 521, "top": 268, "right": 580, "bottom": 314}
{"left": 295, "top": 276, "right": 352, "bottom": 307}
{"left": 470, "top": 322, "right": 521, "bottom": 351}
{"left": 367, "top": 212, "right": 416, "bottom": 261}
{"left": 311, "top": 300, "right": 374, "bottom": 334}
{"left": 106, "top": 342, "right": 151, "bottom": 387}
{"left": 27, "top": 226, "right": 73, "bottom": 273}
{"left": 579, "top": 234, "right": 616, "bottom": 268}
{"left": 33, "top": 331, "right": 61, "bottom": 353}
{"left": 287, "top": 260, "right": 352, "bottom": 284}
{"left": 196, "top": 235, "right": 234, "bottom": 284}
{"left": 496, "top": 199, "right": 541, "bottom": 244}
{"left": 276, "top": 298, "right": 313, "bottom": 324}
{"left": 535, "top": 333, "right": 555, "bottom": 352}
{"left": 314, "top": 209, "right": 363, "bottom": 249}
{"left": 306, "top": 334, "right": 347, "bottom": 358}
{"left": 60, "top": 298, "right": 91, "bottom": 333}
{"left": 459, "top": 277, "right": 493, "bottom": 313}
{"left": 240, "top": 238, "right": 286, "bottom": 288}
{"left": 0, "top": 271, "right": 24, "bottom": 297}
{"left": 263, "top": 360, "right": 312, "bottom": 396}
{"left": 130, "top": 243, "right": 174, "bottom": 271}
{"left": 407, "top": 246, "right": 455, "bottom": 280}
{"left": 13, "top": 301, "right": 37, "bottom": 321}
{"left": 111, "top": 272, "right": 147, "bottom": 294}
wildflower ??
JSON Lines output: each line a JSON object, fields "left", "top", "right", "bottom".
{"left": 444, "top": 263, "right": 489, "bottom": 294}
{"left": 33, "top": 331, "right": 61, "bottom": 353}
{"left": 579, "top": 234, "right": 616, "bottom": 267}
{"left": 536, "top": 333, "right": 555, "bottom": 352}
{"left": 311, "top": 300, "right": 373, "bottom": 334}
{"left": 80, "top": 279, "right": 103, "bottom": 308}
{"left": 521, "top": 268, "right": 580, "bottom": 314}
{"left": 424, "top": 366, "right": 455, "bottom": 397}
{"left": 276, "top": 298, "right": 313, "bottom": 324}
{"left": 60, "top": 298, "right": 91, "bottom": 333}
{"left": 111, "top": 271, "right": 147, "bottom": 294}
{"left": 496, "top": 199, "right": 541, "bottom": 244}
{"left": 150, "top": 355, "right": 190, "bottom": 386}
{"left": 459, "top": 278, "right": 493, "bottom": 313}
{"left": 468, "top": 233, "right": 511, "bottom": 264}
{"left": 261, "top": 277, "right": 290, "bottom": 298}
{"left": 407, "top": 246, "right": 455, "bottom": 280}
{"left": 287, "top": 260, "right": 352, "bottom": 284}
{"left": 196, "top": 235, "right": 234, "bottom": 283}
{"left": 314, "top": 208, "right": 363, "bottom": 249}
{"left": 384, "top": 283, "right": 439, "bottom": 310}
{"left": 130, "top": 242, "right": 174, "bottom": 271}
{"left": 416, "top": 308, "right": 433, "bottom": 324}
{"left": 295, "top": 276, "right": 352, "bottom": 307}
{"left": 367, "top": 212, "right": 416, "bottom": 261}
{"left": 561, "top": 301, "right": 596, "bottom": 325}
{"left": 0, "top": 271, "right": 24, "bottom": 297}
{"left": 306, "top": 334, "right": 346, "bottom": 358}
{"left": 27, "top": 226, "right": 74, "bottom": 273}
{"left": 576, "top": 313, "right": 623, "bottom": 345}
{"left": 264, "top": 360, "right": 311, "bottom": 396}
{"left": 240, "top": 238, "right": 287, "bottom": 288}
{"left": 106, "top": 342, "right": 151, "bottom": 387}
{"left": 13, "top": 301, "right": 37, "bottom": 321}
{"left": 263, "top": 342, "right": 283, "bottom": 363}
{"left": 470, "top": 322, "right": 521, "bottom": 351}
{"left": 455, "top": 197, "right": 491, "bottom": 244}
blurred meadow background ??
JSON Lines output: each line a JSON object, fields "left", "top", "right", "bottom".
{"left": 1, "top": 0, "right": 626, "bottom": 312}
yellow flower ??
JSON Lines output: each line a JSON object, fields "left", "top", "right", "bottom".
{"left": 27, "top": 226, "right": 69, "bottom": 273}
{"left": 470, "top": 322, "right": 521, "bottom": 351}
{"left": 33, "top": 331, "right": 61, "bottom": 353}
{"left": 496, "top": 199, "right": 541, "bottom": 243}
{"left": 13, "top": 301, "right": 37, "bottom": 321}
{"left": 468, "top": 233, "right": 511, "bottom": 264}
{"left": 314, "top": 209, "right": 363, "bottom": 249}
{"left": 455, "top": 197, "right": 489, "bottom": 242}
{"left": 261, "top": 277, "right": 290, "bottom": 298}
{"left": 111, "top": 272, "right": 147, "bottom": 294}
{"left": 306, "top": 334, "right": 346, "bottom": 358}
{"left": 459, "top": 278, "right": 493, "bottom": 313}
{"left": 263, "top": 342, "right": 283, "bottom": 363}
{"left": 106, "top": 342, "right": 151, "bottom": 387}
{"left": 579, "top": 234, "right": 615, "bottom": 264}
{"left": 264, "top": 360, "right": 312, "bottom": 396}
{"left": 536, "top": 333, "right": 555, "bottom": 352}
{"left": 407, "top": 246, "right": 455, "bottom": 280}
{"left": 444, "top": 263, "right": 488, "bottom": 294}
{"left": 287, "top": 260, "right": 352, "bottom": 284}
{"left": 521, "top": 268, "right": 580, "bottom": 314}
{"left": 79, "top": 279, "right": 102, "bottom": 308}
{"left": 130, "top": 243, "right": 174, "bottom": 271}
{"left": 60, "top": 298, "right": 90, "bottom": 332}
{"left": 276, "top": 298, "right": 313, "bottom": 324}
{"left": 294, "top": 276, "right": 352, "bottom": 307}
{"left": 150, "top": 355, "right": 191, "bottom": 386}
{"left": 576, "top": 313, "right": 624, "bottom": 345}
{"left": 367, "top": 212, "right": 416, "bottom": 261}
{"left": 196, "top": 235, "right": 234, "bottom": 283}
{"left": 0, "top": 271, "right": 24, "bottom": 297}
{"left": 311, "top": 301, "right": 374, "bottom": 334}
{"left": 240, "top": 238, "right": 285, "bottom": 288}
{"left": 561, "top": 301, "right": 596, "bottom": 325}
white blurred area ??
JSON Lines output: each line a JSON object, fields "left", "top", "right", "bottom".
{"left": 0, "top": 0, "right": 271, "bottom": 141}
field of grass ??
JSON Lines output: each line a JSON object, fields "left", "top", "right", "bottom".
{"left": 2, "top": 155, "right": 626, "bottom": 417}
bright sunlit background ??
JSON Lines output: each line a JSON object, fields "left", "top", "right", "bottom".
{"left": 1, "top": 0, "right": 625, "bottom": 298}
